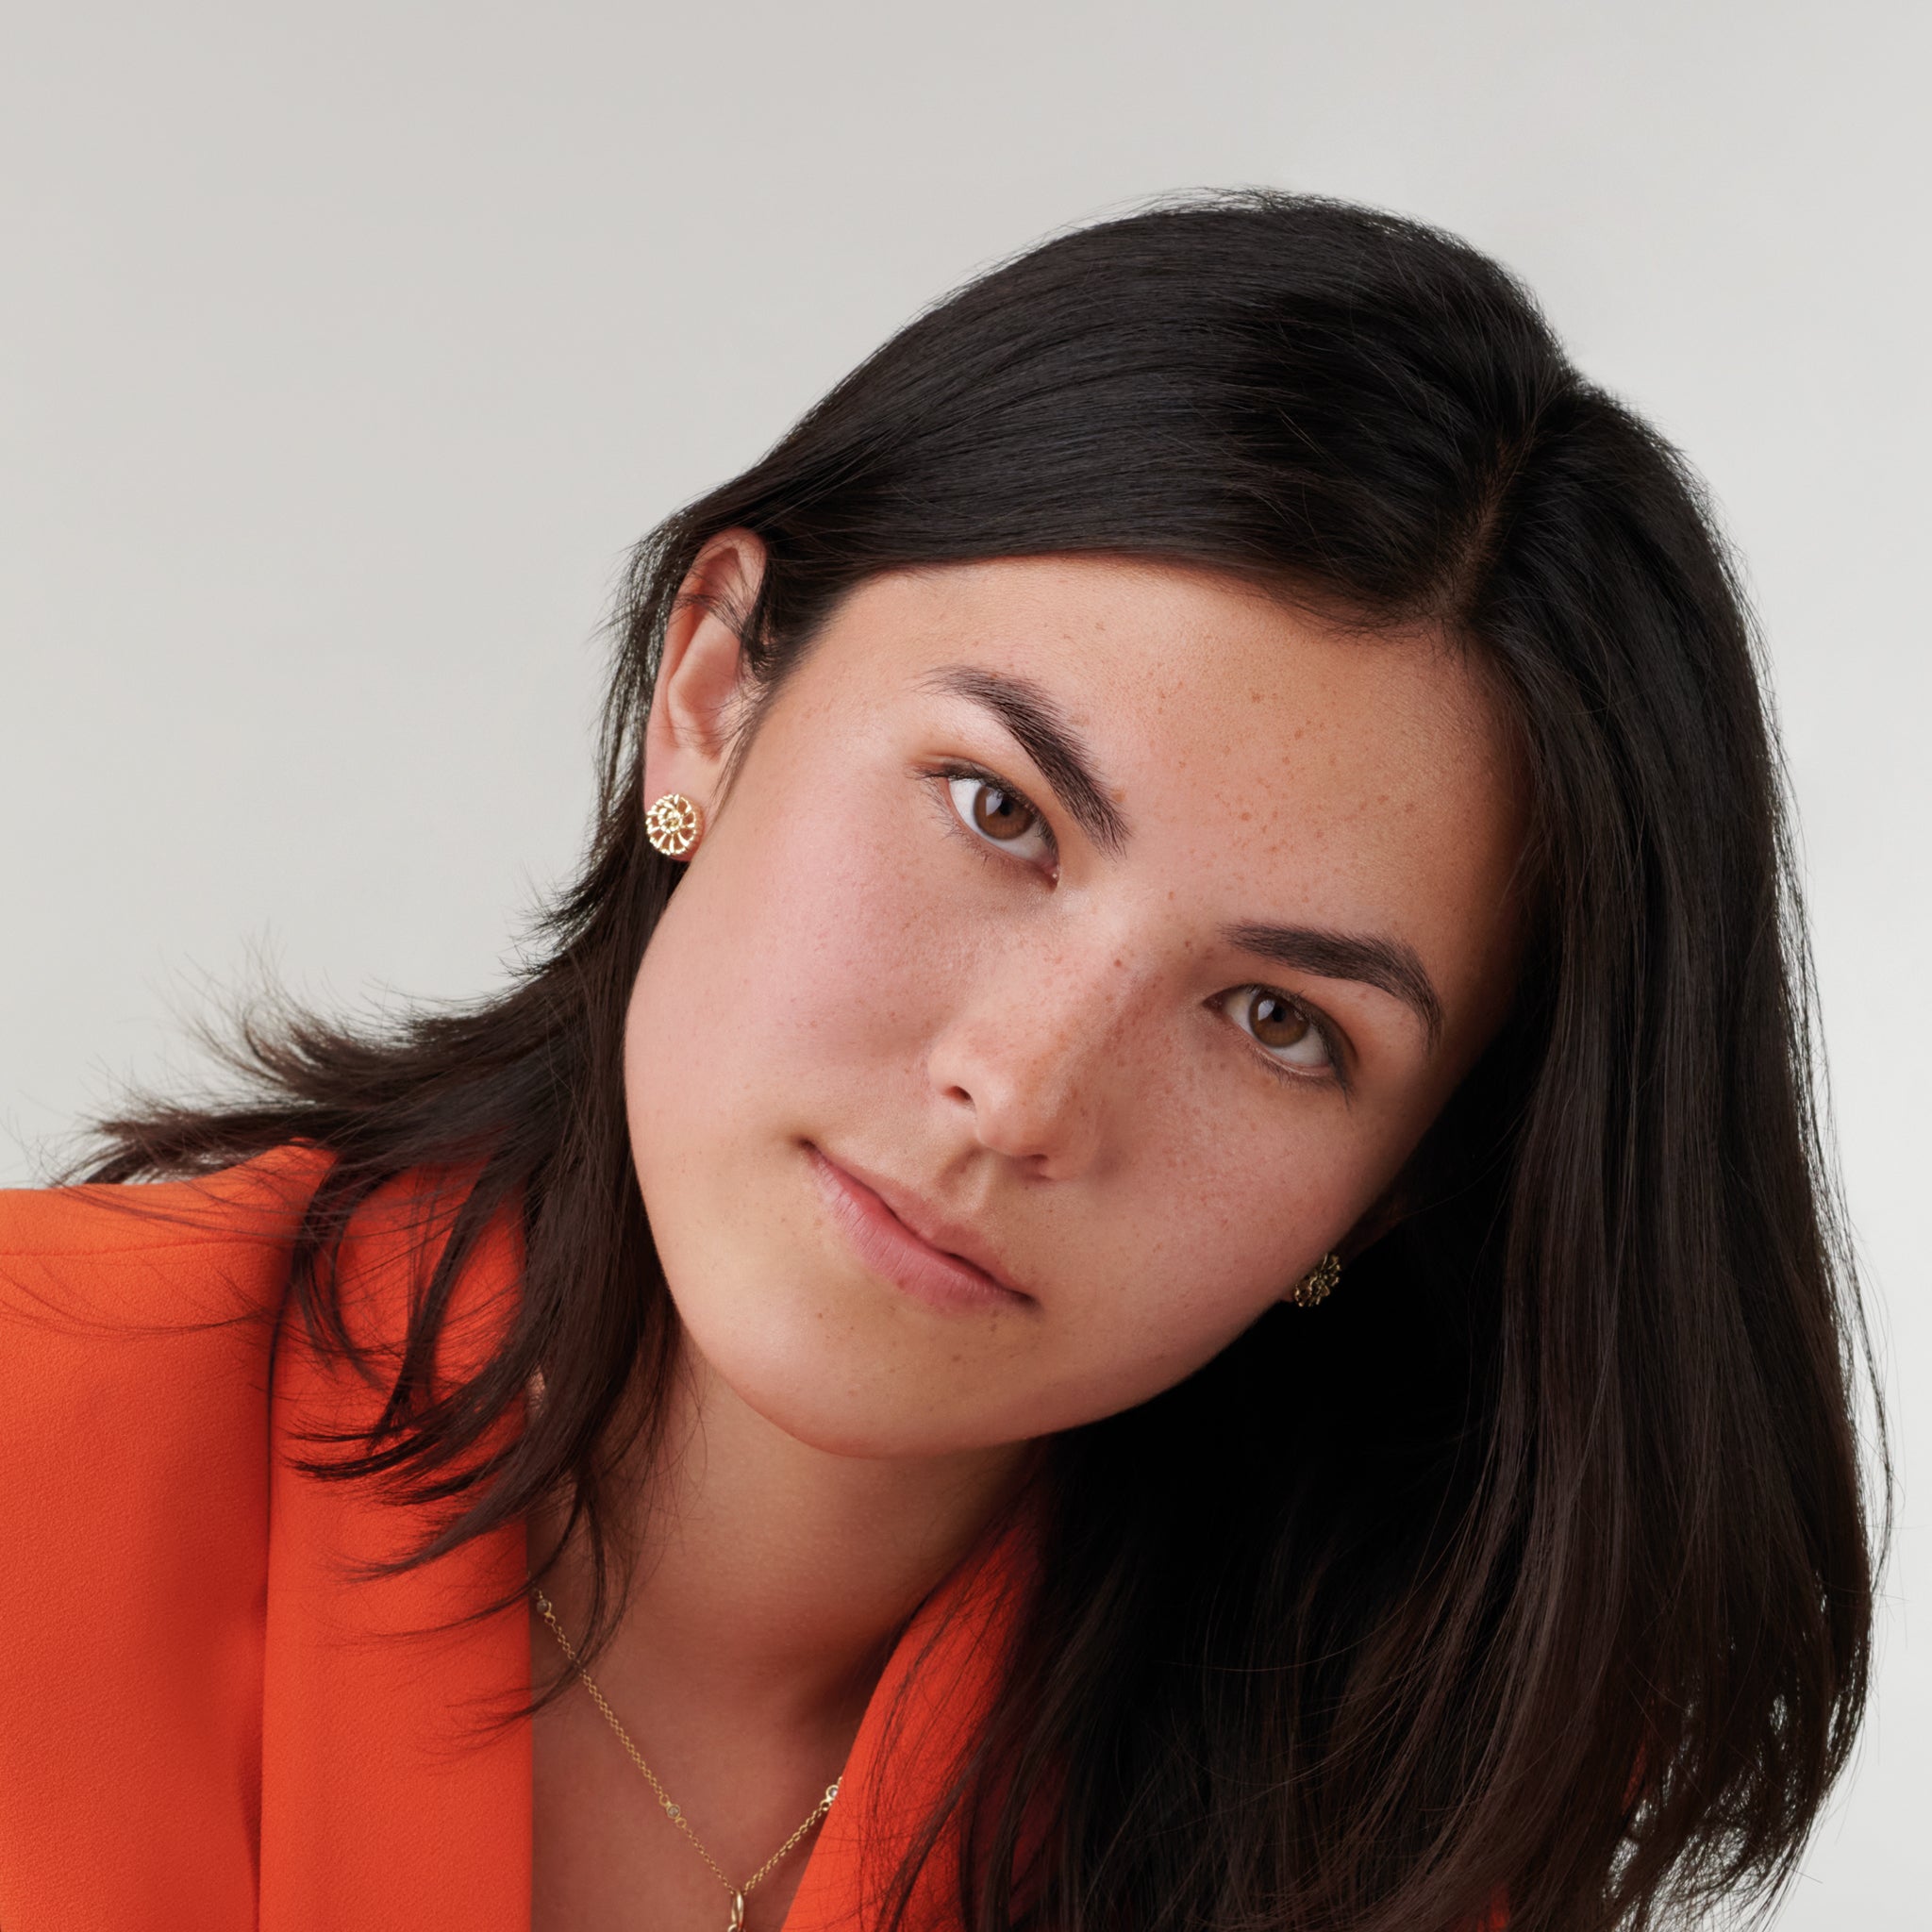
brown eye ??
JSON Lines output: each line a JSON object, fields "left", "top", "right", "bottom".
{"left": 972, "top": 783, "right": 1034, "bottom": 841}
{"left": 946, "top": 773, "right": 1051, "bottom": 858}
{"left": 1218, "top": 985, "right": 1334, "bottom": 1074}
{"left": 1247, "top": 991, "right": 1310, "bottom": 1049}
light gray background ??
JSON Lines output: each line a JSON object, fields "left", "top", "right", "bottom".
{"left": 4, "top": 1, "right": 1925, "bottom": 1917}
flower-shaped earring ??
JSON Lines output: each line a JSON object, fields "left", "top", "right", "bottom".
{"left": 644, "top": 792, "right": 704, "bottom": 858}
{"left": 1287, "top": 1252, "right": 1341, "bottom": 1308}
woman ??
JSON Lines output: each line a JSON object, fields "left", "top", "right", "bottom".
{"left": 0, "top": 193, "right": 1879, "bottom": 1931}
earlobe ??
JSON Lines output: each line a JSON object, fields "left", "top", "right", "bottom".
{"left": 641, "top": 528, "right": 768, "bottom": 808}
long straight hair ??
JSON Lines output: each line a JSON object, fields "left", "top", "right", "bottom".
{"left": 86, "top": 193, "right": 1881, "bottom": 1932}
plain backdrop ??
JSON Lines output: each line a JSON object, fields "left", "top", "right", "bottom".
{"left": 4, "top": 1, "right": 1926, "bottom": 1918}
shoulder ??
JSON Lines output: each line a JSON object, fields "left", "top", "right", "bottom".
{"left": 0, "top": 1146, "right": 333, "bottom": 1574}
{"left": 0, "top": 1142, "right": 328, "bottom": 1323}
{"left": 0, "top": 1146, "right": 331, "bottom": 1514}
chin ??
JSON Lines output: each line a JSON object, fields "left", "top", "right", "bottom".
{"left": 740, "top": 1384, "right": 978, "bottom": 1461}
{"left": 685, "top": 1288, "right": 1046, "bottom": 1461}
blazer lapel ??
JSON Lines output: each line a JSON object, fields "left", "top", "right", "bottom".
{"left": 782, "top": 1515, "right": 1034, "bottom": 1932}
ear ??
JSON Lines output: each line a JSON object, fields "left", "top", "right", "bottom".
{"left": 641, "top": 529, "right": 769, "bottom": 814}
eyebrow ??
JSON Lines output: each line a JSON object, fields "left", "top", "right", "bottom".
{"left": 1227, "top": 924, "right": 1445, "bottom": 1051}
{"left": 924, "top": 666, "right": 1129, "bottom": 853}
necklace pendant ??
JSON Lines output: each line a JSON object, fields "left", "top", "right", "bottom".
{"left": 727, "top": 1891, "right": 746, "bottom": 1932}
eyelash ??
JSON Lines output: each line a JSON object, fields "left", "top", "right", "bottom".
{"left": 924, "top": 759, "right": 1348, "bottom": 1093}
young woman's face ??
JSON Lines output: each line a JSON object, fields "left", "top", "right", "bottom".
{"left": 627, "top": 554, "right": 1524, "bottom": 1457}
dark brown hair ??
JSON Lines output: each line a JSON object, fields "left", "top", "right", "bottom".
{"left": 86, "top": 193, "right": 1882, "bottom": 1932}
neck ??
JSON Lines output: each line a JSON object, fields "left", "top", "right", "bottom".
{"left": 540, "top": 1340, "right": 1035, "bottom": 1729}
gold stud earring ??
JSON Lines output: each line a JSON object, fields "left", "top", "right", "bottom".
{"left": 1288, "top": 1252, "right": 1341, "bottom": 1308}
{"left": 644, "top": 792, "right": 704, "bottom": 858}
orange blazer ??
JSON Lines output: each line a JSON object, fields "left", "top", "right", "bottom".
{"left": 0, "top": 1155, "right": 1025, "bottom": 1931}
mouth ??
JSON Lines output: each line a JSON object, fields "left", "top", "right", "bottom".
{"left": 806, "top": 1144, "right": 1037, "bottom": 1314}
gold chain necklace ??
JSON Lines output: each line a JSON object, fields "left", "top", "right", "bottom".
{"left": 533, "top": 1587, "right": 841, "bottom": 1931}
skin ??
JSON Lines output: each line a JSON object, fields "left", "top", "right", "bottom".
{"left": 531, "top": 537, "right": 1525, "bottom": 1929}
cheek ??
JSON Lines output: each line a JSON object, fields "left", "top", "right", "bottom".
{"left": 625, "top": 774, "right": 955, "bottom": 1177}
{"left": 975, "top": 1085, "right": 1387, "bottom": 1443}
{"left": 1010, "top": 1075, "right": 1377, "bottom": 1426}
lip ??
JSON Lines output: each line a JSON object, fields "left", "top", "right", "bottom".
{"left": 807, "top": 1145, "right": 1037, "bottom": 1314}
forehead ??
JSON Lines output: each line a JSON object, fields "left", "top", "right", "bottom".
{"left": 812, "top": 556, "right": 1511, "bottom": 830}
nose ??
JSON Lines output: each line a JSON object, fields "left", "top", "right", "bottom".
{"left": 924, "top": 927, "right": 1136, "bottom": 1177}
